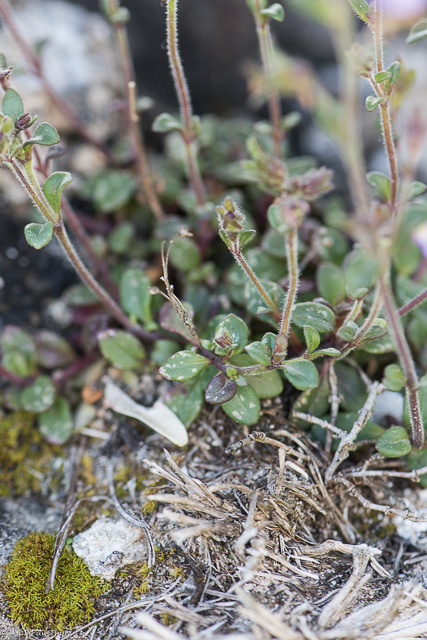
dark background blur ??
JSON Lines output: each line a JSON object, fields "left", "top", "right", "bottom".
{"left": 69, "top": 0, "right": 335, "bottom": 117}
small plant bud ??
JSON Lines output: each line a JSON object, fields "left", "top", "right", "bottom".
{"left": 268, "top": 196, "right": 309, "bottom": 233}
{"left": 272, "top": 332, "right": 288, "bottom": 364}
{"left": 214, "top": 330, "right": 233, "bottom": 350}
{"left": 15, "top": 112, "right": 32, "bottom": 131}
{"left": 216, "top": 198, "right": 246, "bottom": 244}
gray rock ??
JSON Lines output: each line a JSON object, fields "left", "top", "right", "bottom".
{"left": 372, "top": 390, "right": 404, "bottom": 427}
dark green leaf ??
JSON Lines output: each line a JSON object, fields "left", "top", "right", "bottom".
{"left": 261, "top": 332, "right": 277, "bottom": 355}
{"left": 408, "top": 448, "right": 427, "bottom": 486}
{"left": 23, "top": 122, "right": 60, "bottom": 148}
{"left": 335, "top": 361, "right": 367, "bottom": 412}
{"left": 344, "top": 247, "right": 378, "bottom": 297}
{"left": 205, "top": 373, "right": 238, "bottom": 404}
{"left": 214, "top": 314, "right": 249, "bottom": 356}
{"left": 366, "top": 172, "right": 391, "bottom": 202}
{"left": 387, "top": 61, "right": 401, "bottom": 84}
{"left": 0, "top": 326, "right": 37, "bottom": 376}
{"left": 376, "top": 426, "right": 411, "bottom": 457}
{"left": 292, "top": 302, "right": 335, "bottom": 333}
{"left": 99, "top": 330, "right": 146, "bottom": 369}
{"left": 120, "top": 267, "right": 155, "bottom": 328}
{"left": 303, "top": 325, "right": 320, "bottom": 353}
{"left": 169, "top": 237, "right": 201, "bottom": 272}
{"left": 222, "top": 384, "right": 260, "bottom": 425}
{"left": 43, "top": 171, "right": 72, "bottom": 216}
{"left": 108, "top": 222, "right": 134, "bottom": 254}
{"left": 337, "top": 321, "right": 358, "bottom": 341}
{"left": 150, "top": 340, "right": 179, "bottom": 365}
{"left": 246, "top": 369, "right": 283, "bottom": 398}
{"left": 160, "top": 351, "right": 209, "bottom": 382}
{"left": 282, "top": 359, "right": 319, "bottom": 390}
{"left": 406, "top": 18, "right": 427, "bottom": 44}
{"left": 358, "top": 334, "right": 394, "bottom": 354}
{"left": 24, "top": 222, "right": 53, "bottom": 250}
{"left": 20, "top": 376, "right": 56, "bottom": 413}
{"left": 91, "top": 170, "right": 136, "bottom": 213}
{"left": 34, "top": 330, "right": 76, "bottom": 369}
{"left": 292, "top": 371, "right": 330, "bottom": 429}
{"left": 38, "top": 396, "right": 73, "bottom": 444}
{"left": 2, "top": 88, "right": 24, "bottom": 121}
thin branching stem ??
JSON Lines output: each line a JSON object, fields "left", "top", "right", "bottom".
{"left": 338, "top": 284, "right": 383, "bottom": 359}
{"left": 233, "top": 248, "right": 280, "bottom": 320}
{"left": 165, "top": 0, "right": 205, "bottom": 206}
{"left": 371, "top": 0, "right": 398, "bottom": 210}
{"left": 398, "top": 289, "right": 427, "bottom": 316}
{"left": 0, "top": 0, "right": 111, "bottom": 160}
{"left": 106, "top": 0, "right": 164, "bottom": 220}
{"left": 9, "top": 159, "right": 156, "bottom": 343}
{"left": 279, "top": 229, "right": 299, "bottom": 336}
{"left": 252, "top": 0, "right": 283, "bottom": 158}
{"left": 380, "top": 274, "right": 424, "bottom": 448}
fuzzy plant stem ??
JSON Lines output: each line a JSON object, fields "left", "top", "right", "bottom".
{"left": 338, "top": 285, "right": 383, "bottom": 359}
{"left": 380, "top": 275, "right": 424, "bottom": 448}
{"left": 372, "top": 0, "right": 398, "bottom": 210}
{"left": 9, "top": 159, "right": 156, "bottom": 343}
{"left": 279, "top": 229, "right": 299, "bottom": 336}
{"left": 399, "top": 289, "right": 427, "bottom": 316}
{"left": 105, "top": 0, "right": 164, "bottom": 220}
{"left": 0, "top": 0, "right": 112, "bottom": 161}
{"left": 252, "top": 0, "right": 283, "bottom": 158}
{"left": 165, "top": 0, "right": 206, "bottom": 207}
{"left": 232, "top": 247, "right": 280, "bottom": 320}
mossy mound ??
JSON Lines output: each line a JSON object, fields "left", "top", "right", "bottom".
{"left": 1, "top": 532, "right": 107, "bottom": 630}
{"left": 0, "top": 411, "right": 63, "bottom": 496}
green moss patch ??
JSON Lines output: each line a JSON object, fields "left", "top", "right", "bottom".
{"left": 1, "top": 531, "right": 107, "bottom": 630}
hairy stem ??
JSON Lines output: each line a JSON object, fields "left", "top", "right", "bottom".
{"left": 252, "top": 0, "right": 283, "bottom": 158}
{"left": 106, "top": 0, "right": 164, "bottom": 220}
{"left": 0, "top": 0, "right": 111, "bottom": 160}
{"left": 233, "top": 248, "right": 280, "bottom": 320}
{"left": 338, "top": 285, "right": 383, "bottom": 359}
{"left": 380, "top": 275, "right": 424, "bottom": 448}
{"left": 165, "top": 0, "right": 205, "bottom": 206}
{"left": 279, "top": 229, "right": 299, "bottom": 336}
{"left": 9, "top": 159, "right": 155, "bottom": 343}
{"left": 398, "top": 288, "right": 427, "bottom": 317}
{"left": 372, "top": 0, "right": 398, "bottom": 209}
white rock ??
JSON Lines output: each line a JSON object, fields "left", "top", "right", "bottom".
{"left": 72, "top": 515, "right": 147, "bottom": 580}
{"left": 394, "top": 489, "right": 427, "bottom": 547}
{"left": 372, "top": 390, "right": 404, "bottom": 427}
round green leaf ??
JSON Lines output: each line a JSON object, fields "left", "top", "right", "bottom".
{"left": 260, "top": 3, "right": 285, "bottom": 22}
{"left": 303, "top": 325, "right": 320, "bottom": 353}
{"left": 292, "top": 302, "right": 335, "bottom": 333}
{"left": 24, "top": 221, "right": 53, "bottom": 250}
{"left": 2, "top": 88, "right": 24, "bottom": 121}
{"left": 20, "top": 376, "right": 56, "bottom": 413}
{"left": 246, "top": 369, "right": 283, "bottom": 398}
{"left": 244, "top": 341, "right": 271, "bottom": 365}
{"left": 43, "top": 171, "right": 73, "bottom": 216}
{"left": 344, "top": 247, "right": 378, "bottom": 297}
{"left": 376, "top": 426, "right": 411, "bottom": 458}
{"left": 160, "top": 351, "right": 209, "bottom": 382}
{"left": 38, "top": 396, "right": 73, "bottom": 444}
{"left": 92, "top": 170, "right": 136, "bottom": 213}
{"left": 152, "top": 112, "right": 182, "bottom": 133}
{"left": 383, "top": 364, "right": 405, "bottom": 392}
{"left": 316, "top": 262, "right": 346, "bottom": 306}
{"left": 169, "top": 237, "right": 201, "bottom": 272}
{"left": 34, "top": 330, "right": 76, "bottom": 369}
{"left": 222, "top": 384, "right": 260, "bottom": 425}
{"left": 120, "top": 267, "right": 154, "bottom": 328}
{"left": 150, "top": 340, "right": 179, "bottom": 366}
{"left": 23, "top": 122, "right": 60, "bottom": 148}
{"left": 366, "top": 96, "right": 383, "bottom": 112}
{"left": 406, "top": 18, "right": 427, "bottom": 45}
{"left": 1, "top": 326, "right": 37, "bottom": 376}
{"left": 366, "top": 172, "right": 391, "bottom": 202}
{"left": 374, "top": 71, "right": 391, "bottom": 84}
{"left": 214, "top": 314, "right": 249, "bottom": 356}
{"left": 282, "top": 359, "right": 319, "bottom": 390}
{"left": 99, "top": 330, "right": 146, "bottom": 370}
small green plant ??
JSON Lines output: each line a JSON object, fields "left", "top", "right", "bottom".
{"left": 0, "top": 0, "right": 426, "bottom": 503}
{"left": 1, "top": 532, "right": 107, "bottom": 630}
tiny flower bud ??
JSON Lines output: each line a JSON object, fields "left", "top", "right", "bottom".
{"left": 15, "top": 112, "right": 32, "bottom": 131}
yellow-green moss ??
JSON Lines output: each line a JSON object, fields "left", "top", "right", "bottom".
{"left": 0, "top": 411, "right": 63, "bottom": 496}
{"left": 1, "top": 532, "right": 107, "bottom": 630}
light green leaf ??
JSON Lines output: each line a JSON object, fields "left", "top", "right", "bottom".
{"left": 309, "top": 347, "right": 340, "bottom": 359}
{"left": 43, "top": 171, "right": 73, "bottom": 216}
{"left": 99, "top": 330, "right": 146, "bottom": 369}
{"left": 337, "top": 321, "right": 358, "bottom": 341}
{"left": 261, "top": 332, "right": 277, "bottom": 355}
{"left": 222, "top": 384, "right": 261, "bottom": 425}
{"left": 358, "top": 334, "right": 394, "bottom": 354}
{"left": 160, "top": 351, "right": 209, "bottom": 382}
{"left": 169, "top": 237, "right": 201, "bottom": 272}
{"left": 366, "top": 171, "right": 391, "bottom": 202}
{"left": 260, "top": 3, "right": 285, "bottom": 21}
{"left": 406, "top": 18, "right": 427, "bottom": 44}
{"left": 388, "top": 61, "right": 401, "bottom": 84}
{"left": 282, "top": 359, "right": 319, "bottom": 390}
{"left": 366, "top": 96, "right": 383, "bottom": 112}
{"left": 20, "top": 376, "right": 56, "bottom": 413}
{"left": 374, "top": 71, "right": 391, "bottom": 84}
{"left": 376, "top": 426, "right": 411, "bottom": 457}
{"left": 316, "top": 262, "right": 346, "bottom": 306}
{"left": 2, "top": 88, "right": 24, "bottom": 121}
{"left": 150, "top": 340, "right": 179, "bottom": 366}
{"left": 1, "top": 326, "right": 37, "bottom": 376}
{"left": 91, "top": 170, "right": 136, "bottom": 213}
{"left": 408, "top": 181, "right": 427, "bottom": 200}
{"left": 244, "top": 341, "right": 271, "bottom": 365}
{"left": 303, "top": 325, "right": 320, "bottom": 353}
{"left": 24, "top": 221, "right": 53, "bottom": 250}
{"left": 108, "top": 222, "right": 134, "bottom": 254}
{"left": 344, "top": 247, "right": 378, "bottom": 297}
{"left": 38, "top": 396, "right": 73, "bottom": 444}
{"left": 23, "top": 122, "right": 60, "bottom": 148}
{"left": 383, "top": 364, "right": 405, "bottom": 391}
{"left": 347, "top": 0, "right": 370, "bottom": 22}
{"left": 152, "top": 112, "right": 182, "bottom": 133}
{"left": 120, "top": 267, "right": 155, "bottom": 328}
{"left": 292, "top": 302, "right": 335, "bottom": 333}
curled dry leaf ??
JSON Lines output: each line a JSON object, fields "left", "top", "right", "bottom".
{"left": 103, "top": 377, "right": 188, "bottom": 446}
